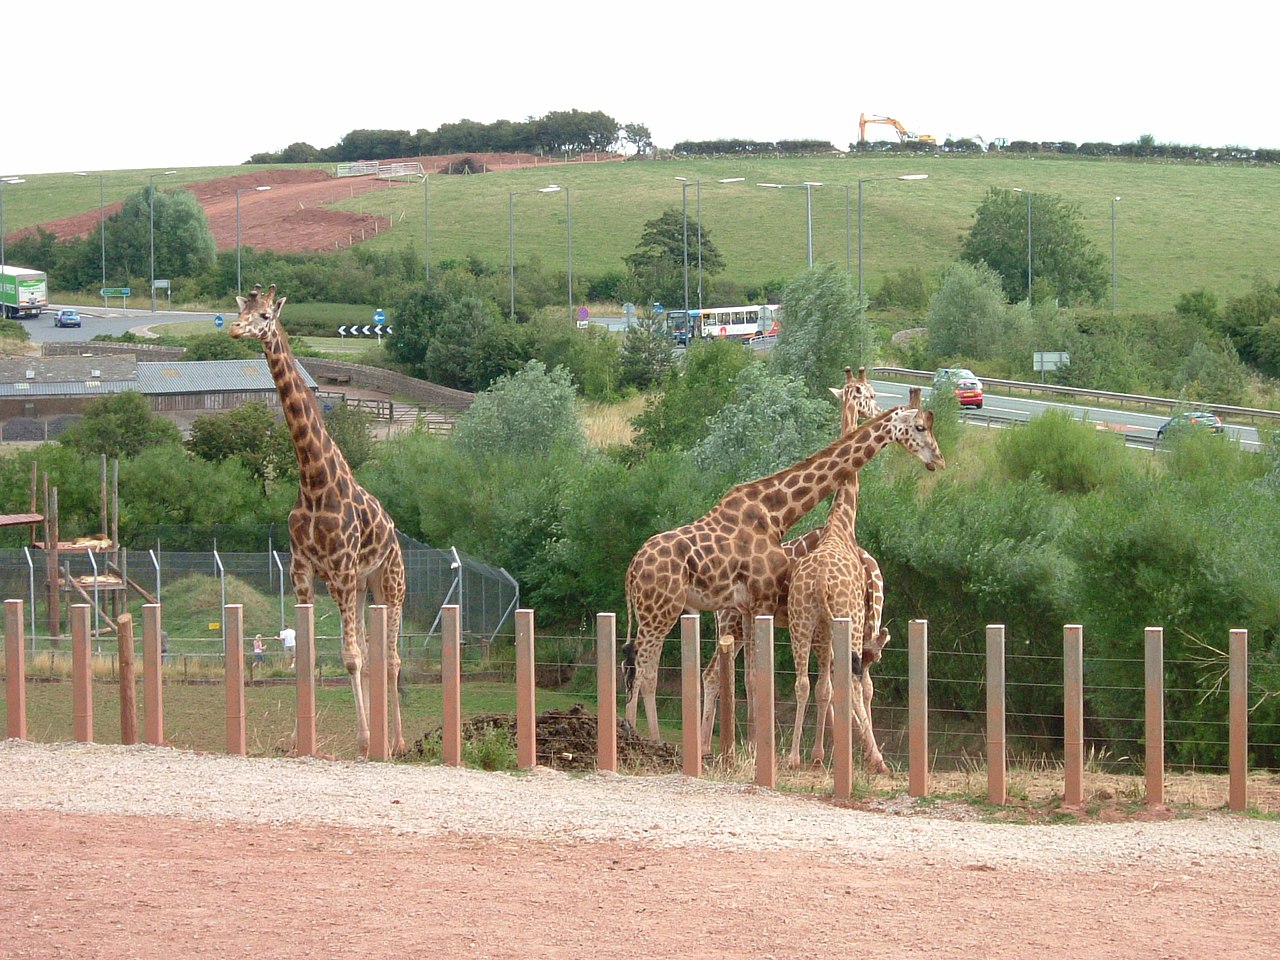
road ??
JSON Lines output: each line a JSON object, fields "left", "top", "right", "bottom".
{"left": 22, "top": 303, "right": 221, "bottom": 343}
{"left": 871, "top": 379, "right": 1263, "bottom": 452}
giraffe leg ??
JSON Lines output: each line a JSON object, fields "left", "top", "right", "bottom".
{"left": 788, "top": 633, "right": 813, "bottom": 769}
{"left": 287, "top": 557, "right": 316, "bottom": 755}
{"left": 371, "top": 550, "right": 407, "bottom": 756}
{"left": 329, "top": 577, "right": 371, "bottom": 757}
{"left": 811, "top": 640, "right": 834, "bottom": 765}
{"left": 701, "top": 611, "right": 743, "bottom": 754}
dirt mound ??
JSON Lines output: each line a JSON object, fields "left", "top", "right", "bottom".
{"left": 413, "top": 703, "right": 679, "bottom": 772}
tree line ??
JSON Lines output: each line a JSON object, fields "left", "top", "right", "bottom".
{"left": 246, "top": 110, "right": 651, "bottom": 164}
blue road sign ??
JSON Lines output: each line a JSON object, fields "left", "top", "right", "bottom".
{"left": 373, "top": 308, "right": 387, "bottom": 325}
{"left": 214, "top": 314, "right": 225, "bottom": 328}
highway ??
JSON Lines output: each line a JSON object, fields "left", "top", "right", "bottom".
{"left": 21, "top": 303, "right": 219, "bottom": 343}
{"left": 871, "top": 379, "right": 1263, "bottom": 452}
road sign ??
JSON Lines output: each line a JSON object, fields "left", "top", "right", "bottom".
{"left": 576, "top": 320, "right": 589, "bottom": 329}
{"left": 577, "top": 306, "right": 589, "bottom": 321}
{"left": 373, "top": 308, "right": 386, "bottom": 325}
{"left": 100, "top": 287, "right": 131, "bottom": 297}
{"left": 153, "top": 279, "right": 170, "bottom": 290}
{"left": 214, "top": 314, "right": 224, "bottom": 328}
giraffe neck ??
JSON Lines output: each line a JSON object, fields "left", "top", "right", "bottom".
{"left": 737, "top": 411, "right": 896, "bottom": 537}
{"left": 824, "top": 471, "right": 860, "bottom": 545}
{"left": 261, "top": 325, "right": 350, "bottom": 490}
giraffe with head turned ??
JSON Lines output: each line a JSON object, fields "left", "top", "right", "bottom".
{"left": 230, "top": 284, "right": 406, "bottom": 757}
{"left": 698, "top": 367, "right": 886, "bottom": 754}
{"left": 622, "top": 384, "right": 945, "bottom": 741}
{"left": 786, "top": 385, "right": 939, "bottom": 772}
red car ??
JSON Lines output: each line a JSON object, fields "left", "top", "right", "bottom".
{"left": 953, "top": 376, "right": 984, "bottom": 409}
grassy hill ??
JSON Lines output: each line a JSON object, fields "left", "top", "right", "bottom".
{"left": 6, "top": 155, "right": 1279, "bottom": 313}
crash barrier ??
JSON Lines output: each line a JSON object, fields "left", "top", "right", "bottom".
{"left": 3, "top": 602, "right": 1256, "bottom": 810}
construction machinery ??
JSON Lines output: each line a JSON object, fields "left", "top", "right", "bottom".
{"left": 858, "top": 113, "right": 937, "bottom": 146}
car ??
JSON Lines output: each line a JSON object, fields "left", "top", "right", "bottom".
{"left": 54, "top": 308, "right": 81, "bottom": 328}
{"left": 934, "top": 368, "right": 984, "bottom": 408}
{"left": 1156, "top": 410, "right": 1224, "bottom": 439}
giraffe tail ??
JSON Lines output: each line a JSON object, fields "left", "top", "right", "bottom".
{"left": 621, "top": 576, "right": 637, "bottom": 695}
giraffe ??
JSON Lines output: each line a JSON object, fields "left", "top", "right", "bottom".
{"left": 786, "top": 386, "right": 938, "bottom": 771}
{"left": 698, "top": 367, "right": 884, "bottom": 754}
{"left": 229, "top": 284, "right": 406, "bottom": 757}
{"left": 623, "top": 386, "right": 944, "bottom": 741}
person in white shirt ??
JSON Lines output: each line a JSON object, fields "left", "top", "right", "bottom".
{"left": 279, "top": 625, "right": 296, "bottom": 670}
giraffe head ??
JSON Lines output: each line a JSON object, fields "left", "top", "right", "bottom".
{"left": 842, "top": 366, "right": 881, "bottom": 432}
{"left": 879, "top": 387, "right": 946, "bottom": 472}
{"left": 229, "top": 283, "right": 287, "bottom": 341}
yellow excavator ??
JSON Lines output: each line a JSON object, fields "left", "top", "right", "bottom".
{"left": 858, "top": 113, "right": 937, "bottom": 146}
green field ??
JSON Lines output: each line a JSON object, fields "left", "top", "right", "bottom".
{"left": 5, "top": 155, "right": 1279, "bottom": 312}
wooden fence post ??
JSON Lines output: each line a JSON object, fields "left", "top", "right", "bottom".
{"left": 224, "top": 605, "right": 246, "bottom": 756}
{"left": 1229, "top": 628, "right": 1249, "bottom": 812}
{"left": 1063, "top": 624, "right": 1085, "bottom": 806}
{"left": 71, "top": 604, "right": 93, "bottom": 743}
{"left": 294, "top": 604, "right": 316, "bottom": 757}
{"left": 753, "top": 616, "right": 775, "bottom": 789}
{"left": 908, "top": 619, "right": 929, "bottom": 798}
{"left": 681, "top": 614, "right": 701, "bottom": 777}
{"left": 1144, "top": 627, "right": 1164, "bottom": 806}
{"left": 515, "top": 609, "right": 536, "bottom": 769}
{"left": 117, "top": 613, "right": 136, "bottom": 745}
{"left": 832, "top": 617, "right": 854, "bottom": 803}
{"left": 368, "top": 605, "right": 389, "bottom": 761}
{"left": 596, "top": 613, "right": 617, "bottom": 773}
{"left": 441, "top": 605, "right": 462, "bottom": 766}
{"left": 142, "top": 604, "right": 164, "bottom": 746}
{"left": 717, "top": 636, "right": 736, "bottom": 757}
{"left": 5, "top": 599, "right": 26, "bottom": 740}
{"left": 986, "top": 624, "right": 1007, "bottom": 805}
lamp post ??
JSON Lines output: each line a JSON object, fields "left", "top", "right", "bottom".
{"left": 236, "top": 185, "right": 272, "bottom": 295}
{"left": 758, "top": 181, "right": 823, "bottom": 268}
{"left": 1, "top": 176, "right": 27, "bottom": 273}
{"left": 423, "top": 175, "right": 430, "bottom": 281}
{"left": 508, "top": 184, "right": 561, "bottom": 319}
{"left": 855, "top": 174, "right": 928, "bottom": 300}
{"left": 564, "top": 185, "right": 573, "bottom": 322}
{"left": 75, "top": 172, "right": 107, "bottom": 303}
{"left": 149, "top": 170, "right": 176, "bottom": 312}
{"left": 676, "top": 176, "right": 744, "bottom": 313}
{"left": 1110, "top": 195, "right": 1120, "bottom": 312}
{"left": 1012, "top": 187, "right": 1032, "bottom": 302}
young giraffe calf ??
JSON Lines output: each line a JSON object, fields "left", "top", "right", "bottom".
{"left": 787, "top": 387, "right": 939, "bottom": 772}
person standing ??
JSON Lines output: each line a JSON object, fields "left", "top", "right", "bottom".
{"left": 253, "top": 634, "right": 265, "bottom": 666}
{"left": 279, "top": 625, "right": 296, "bottom": 670}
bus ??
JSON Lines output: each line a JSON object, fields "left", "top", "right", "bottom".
{"left": 668, "top": 304, "right": 781, "bottom": 345}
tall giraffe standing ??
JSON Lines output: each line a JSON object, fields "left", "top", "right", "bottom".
{"left": 623, "top": 389, "right": 944, "bottom": 741}
{"left": 786, "top": 388, "right": 939, "bottom": 771}
{"left": 698, "top": 367, "right": 884, "bottom": 753}
{"left": 230, "top": 284, "right": 406, "bottom": 757}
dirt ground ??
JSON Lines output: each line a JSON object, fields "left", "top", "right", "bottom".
{"left": 17, "top": 153, "right": 618, "bottom": 255}
{"left": 3, "top": 808, "right": 1275, "bottom": 960}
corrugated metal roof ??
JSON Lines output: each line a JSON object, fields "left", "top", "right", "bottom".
{"left": 0, "top": 356, "right": 138, "bottom": 384}
{"left": 0, "top": 379, "right": 137, "bottom": 398}
{"left": 136, "top": 359, "right": 316, "bottom": 394}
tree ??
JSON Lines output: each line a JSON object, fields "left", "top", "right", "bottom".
{"left": 926, "top": 261, "right": 1010, "bottom": 361}
{"left": 619, "top": 314, "right": 675, "bottom": 390}
{"left": 690, "top": 364, "right": 836, "bottom": 488}
{"left": 961, "top": 187, "right": 1107, "bottom": 305}
{"left": 624, "top": 209, "right": 724, "bottom": 312}
{"left": 768, "top": 263, "right": 868, "bottom": 396}
{"left": 182, "top": 333, "right": 260, "bottom": 361}
{"left": 622, "top": 123, "right": 654, "bottom": 156}
{"left": 450, "top": 360, "right": 584, "bottom": 460}
{"left": 323, "top": 403, "right": 376, "bottom": 471}
{"left": 103, "top": 187, "right": 216, "bottom": 285}
{"left": 1215, "top": 278, "right": 1280, "bottom": 376}
{"left": 186, "top": 402, "right": 289, "bottom": 487}
{"left": 58, "top": 392, "right": 182, "bottom": 459}
{"left": 630, "top": 339, "right": 752, "bottom": 455}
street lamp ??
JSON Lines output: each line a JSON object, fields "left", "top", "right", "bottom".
{"left": 676, "top": 176, "right": 744, "bottom": 313}
{"left": 423, "top": 175, "right": 430, "bottom": 281}
{"left": 1111, "top": 196, "right": 1121, "bottom": 312}
{"left": 236, "top": 185, "right": 272, "bottom": 295}
{"left": 75, "top": 172, "right": 107, "bottom": 303}
{"left": 758, "top": 181, "right": 823, "bottom": 268}
{"left": 149, "top": 170, "right": 176, "bottom": 312}
{"left": 855, "top": 174, "right": 928, "bottom": 299}
{"left": 564, "top": 185, "right": 574, "bottom": 322}
{"left": 508, "top": 184, "right": 561, "bottom": 319}
{"left": 0, "top": 176, "right": 26, "bottom": 272}
{"left": 1012, "top": 187, "right": 1032, "bottom": 302}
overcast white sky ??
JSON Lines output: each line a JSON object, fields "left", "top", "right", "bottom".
{"left": 14, "top": 1, "right": 1273, "bottom": 176}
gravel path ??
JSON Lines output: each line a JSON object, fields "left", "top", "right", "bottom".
{"left": 4, "top": 740, "right": 1277, "bottom": 871}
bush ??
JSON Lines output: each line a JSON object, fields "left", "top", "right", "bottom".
{"left": 996, "top": 410, "right": 1134, "bottom": 495}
